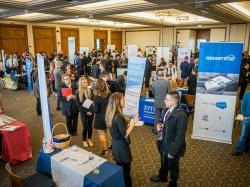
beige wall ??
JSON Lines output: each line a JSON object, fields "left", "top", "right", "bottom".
{"left": 125, "top": 30, "right": 160, "bottom": 52}
{"left": 210, "top": 28, "right": 226, "bottom": 42}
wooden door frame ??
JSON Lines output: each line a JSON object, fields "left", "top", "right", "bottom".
{"left": 60, "top": 27, "right": 80, "bottom": 53}
{"left": 94, "top": 29, "right": 108, "bottom": 49}
{"left": 0, "top": 23, "right": 28, "bottom": 53}
{"left": 32, "top": 26, "right": 57, "bottom": 54}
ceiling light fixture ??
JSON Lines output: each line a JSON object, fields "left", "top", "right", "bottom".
{"left": 154, "top": 10, "right": 171, "bottom": 22}
{"left": 88, "top": 18, "right": 100, "bottom": 25}
{"left": 114, "top": 21, "right": 123, "bottom": 26}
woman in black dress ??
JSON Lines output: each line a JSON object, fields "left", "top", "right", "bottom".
{"left": 93, "top": 78, "right": 110, "bottom": 155}
{"left": 76, "top": 76, "right": 94, "bottom": 147}
{"left": 105, "top": 92, "right": 139, "bottom": 187}
{"left": 58, "top": 74, "right": 79, "bottom": 136}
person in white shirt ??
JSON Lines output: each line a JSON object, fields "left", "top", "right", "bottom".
{"left": 166, "top": 61, "right": 177, "bottom": 79}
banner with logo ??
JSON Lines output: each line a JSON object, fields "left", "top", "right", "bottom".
{"left": 177, "top": 48, "right": 191, "bottom": 78}
{"left": 192, "top": 42, "right": 243, "bottom": 144}
{"left": 156, "top": 47, "right": 170, "bottom": 66}
{"left": 68, "top": 37, "right": 75, "bottom": 64}
{"left": 25, "top": 58, "right": 32, "bottom": 92}
{"left": 146, "top": 46, "right": 156, "bottom": 57}
{"left": 124, "top": 57, "right": 146, "bottom": 117}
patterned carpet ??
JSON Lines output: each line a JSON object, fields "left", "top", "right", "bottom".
{"left": 0, "top": 88, "right": 250, "bottom": 187}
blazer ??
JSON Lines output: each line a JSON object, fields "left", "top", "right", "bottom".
{"left": 58, "top": 83, "right": 79, "bottom": 116}
{"left": 109, "top": 114, "right": 132, "bottom": 164}
{"left": 160, "top": 106, "right": 188, "bottom": 157}
{"left": 152, "top": 79, "right": 171, "bottom": 108}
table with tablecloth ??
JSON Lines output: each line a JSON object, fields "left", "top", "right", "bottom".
{"left": 139, "top": 89, "right": 189, "bottom": 125}
{"left": 0, "top": 120, "right": 32, "bottom": 164}
{"left": 36, "top": 146, "right": 125, "bottom": 187}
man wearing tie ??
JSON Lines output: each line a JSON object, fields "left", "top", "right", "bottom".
{"left": 166, "top": 61, "right": 177, "bottom": 79}
{"left": 150, "top": 92, "right": 188, "bottom": 187}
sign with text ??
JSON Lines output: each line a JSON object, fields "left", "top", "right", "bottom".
{"left": 192, "top": 42, "right": 243, "bottom": 144}
{"left": 124, "top": 57, "right": 146, "bottom": 117}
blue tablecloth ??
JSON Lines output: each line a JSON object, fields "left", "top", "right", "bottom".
{"left": 36, "top": 149, "right": 125, "bottom": 187}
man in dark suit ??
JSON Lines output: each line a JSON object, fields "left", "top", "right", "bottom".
{"left": 150, "top": 92, "right": 188, "bottom": 187}
{"left": 82, "top": 52, "right": 89, "bottom": 77}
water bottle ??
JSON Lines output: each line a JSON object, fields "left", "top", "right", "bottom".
{"left": 42, "top": 138, "right": 47, "bottom": 151}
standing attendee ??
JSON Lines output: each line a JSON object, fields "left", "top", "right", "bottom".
{"left": 232, "top": 91, "right": 250, "bottom": 156}
{"left": 53, "top": 61, "right": 63, "bottom": 111}
{"left": 74, "top": 52, "right": 81, "bottom": 70}
{"left": 105, "top": 92, "right": 139, "bottom": 187}
{"left": 91, "top": 58, "right": 100, "bottom": 79}
{"left": 144, "top": 55, "right": 153, "bottom": 88}
{"left": 76, "top": 77, "right": 94, "bottom": 147}
{"left": 137, "top": 48, "right": 143, "bottom": 57}
{"left": 157, "top": 58, "right": 167, "bottom": 69}
{"left": 58, "top": 74, "right": 79, "bottom": 136}
{"left": 150, "top": 92, "right": 188, "bottom": 187}
{"left": 93, "top": 79, "right": 110, "bottom": 156}
{"left": 180, "top": 56, "right": 190, "bottom": 87}
{"left": 49, "top": 61, "right": 56, "bottom": 93}
{"left": 166, "top": 61, "right": 177, "bottom": 79}
{"left": 239, "top": 63, "right": 250, "bottom": 101}
{"left": 152, "top": 70, "right": 172, "bottom": 132}
{"left": 121, "top": 53, "right": 128, "bottom": 68}
{"left": 82, "top": 52, "right": 89, "bottom": 77}
{"left": 187, "top": 67, "right": 198, "bottom": 95}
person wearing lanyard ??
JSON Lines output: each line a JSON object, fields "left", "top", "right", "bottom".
{"left": 232, "top": 91, "right": 250, "bottom": 155}
{"left": 150, "top": 92, "right": 188, "bottom": 187}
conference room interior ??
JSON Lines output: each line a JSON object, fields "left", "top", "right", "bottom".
{"left": 0, "top": 0, "right": 250, "bottom": 186}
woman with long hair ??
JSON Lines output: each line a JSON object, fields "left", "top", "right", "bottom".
{"left": 105, "top": 92, "right": 139, "bottom": 187}
{"left": 76, "top": 76, "right": 94, "bottom": 147}
{"left": 93, "top": 78, "right": 110, "bottom": 155}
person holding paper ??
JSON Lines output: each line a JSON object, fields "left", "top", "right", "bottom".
{"left": 93, "top": 79, "right": 110, "bottom": 156}
{"left": 76, "top": 76, "right": 94, "bottom": 147}
{"left": 58, "top": 74, "right": 79, "bottom": 136}
{"left": 105, "top": 92, "right": 139, "bottom": 187}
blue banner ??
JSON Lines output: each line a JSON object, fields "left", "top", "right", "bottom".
{"left": 25, "top": 59, "right": 32, "bottom": 91}
{"left": 192, "top": 42, "right": 243, "bottom": 144}
{"left": 199, "top": 42, "right": 243, "bottom": 74}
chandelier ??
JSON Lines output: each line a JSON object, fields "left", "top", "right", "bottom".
{"left": 154, "top": 10, "right": 171, "bottom": 22}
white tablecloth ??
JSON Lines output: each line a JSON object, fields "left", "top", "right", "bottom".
{"left": 51, "top": 146, "right": 106, "bottom": 187}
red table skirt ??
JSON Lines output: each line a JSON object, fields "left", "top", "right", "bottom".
{"left": 0, "top": 120, "right": 32, "bottom": 165}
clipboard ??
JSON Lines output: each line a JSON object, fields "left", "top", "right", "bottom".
{"left": 82, "top": 98, "right": 93, "bottom": 109}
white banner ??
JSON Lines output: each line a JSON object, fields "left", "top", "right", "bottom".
{"left": 177, "top": 48, "right": 191, "bottom": 78}
{"left": 37, "top": 54, "right": 52, "bottom": 144}
{"left": 124, "top": 57, "right": 146, "bottom": 117}
{"left": 107, "top": 45, "right": 115, "bottom": 51}
{"left": 68, "top": 37, "right": 75, "bottom": 65}
{"left": 80, "top": 47, "right": 89, "bottom": 55}
{"left": 156, "top": 47, "right": 170, "bottom": 66}
{"left": 127, "top": 45, "right": 138, "bottom": 57}
{"left": 192, "top": 42, "right": 243, "bottom": 144}
{"left": 1, "top": 50, "right": 5, "bottom": 72}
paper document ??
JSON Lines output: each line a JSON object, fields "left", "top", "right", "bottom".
{"left": 204, "top": 75, "right": 232, "bottom": 90}
{"left": 82, "top": 98, "right": 93, "bottom": 109}
{"left": 0, "top": 125, "right": 20, "bottom": 131}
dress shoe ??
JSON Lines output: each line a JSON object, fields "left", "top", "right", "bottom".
{"left": 150, "top": 175, "right": 167, "bottom": 183}
{"left": 231, "top": 150, "right": 243, "bottom": 156}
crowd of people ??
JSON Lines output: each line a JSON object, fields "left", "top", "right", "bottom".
{"left": 0, "top": 46, "right": 250, "bottom": 187}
